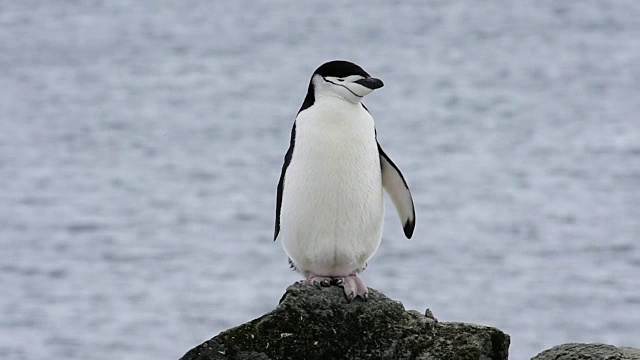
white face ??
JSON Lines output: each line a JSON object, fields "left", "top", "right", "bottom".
{"left": 313, "top": 74, "right": 376, "bottom": 103}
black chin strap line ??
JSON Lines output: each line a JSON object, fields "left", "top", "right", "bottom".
{"left": 323, "top": 77, "right": 363, "bottom": 98}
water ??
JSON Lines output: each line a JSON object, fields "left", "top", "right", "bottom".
{"left": 1, "top": 1, "right": 639, "bottom": 359}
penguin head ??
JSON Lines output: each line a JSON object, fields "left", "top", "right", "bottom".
{"left": 310, "top": 60, "right": 384, "bottom": 103}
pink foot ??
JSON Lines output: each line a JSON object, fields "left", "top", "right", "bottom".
{"left": 337, "top": 274, "right": 368, "bottom": 302}
{"left": 305, "top": 274, "right": 335, "bottom": 289}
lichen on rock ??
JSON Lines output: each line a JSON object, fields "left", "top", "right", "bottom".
{"left": 531, "top": 343, "right": 640, "bottom": 360}
{"left": 180, "top": 282, "right": 510, "bottom": 360}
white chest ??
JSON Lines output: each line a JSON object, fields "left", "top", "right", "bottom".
{"left": 292, "top": 99, "right": 379, "bottom": 177}
{"left": 279, "top": 98, "right": 385, "bottom": 276}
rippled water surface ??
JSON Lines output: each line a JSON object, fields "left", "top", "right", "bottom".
{"left": 1, "top": 1, "right": 639, "bottom": 359}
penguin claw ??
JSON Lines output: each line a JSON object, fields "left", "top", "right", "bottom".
{"left": 346, "top": 292, "right": 356, "bottom": 302}
{"left": 306, "top": 275, "right": 335, "bottom": 289}
{"left": 338, "top": 274, "right": 368, "bottom": 301}
{"left": 307, "top": 274, "right": 368, "bottom": 301}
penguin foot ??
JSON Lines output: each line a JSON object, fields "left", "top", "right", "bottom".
{"left": 338, "top": 275, "right": 368, "bottom": 302}
{"left": 305, "top": 275, "right": 335, "bottom": 289}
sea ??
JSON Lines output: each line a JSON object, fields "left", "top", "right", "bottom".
{"left": 1, "top": 1, "right": 639, "bottom": 359}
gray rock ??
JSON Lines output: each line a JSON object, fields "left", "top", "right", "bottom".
{"left": 180, "top": 282, "right": 510, "bottom": 360}
{"left": 531, "top": 343, "right": 640, "bottom": 360}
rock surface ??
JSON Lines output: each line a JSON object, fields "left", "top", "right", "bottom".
{"left": 180, "top": 282, "right": 510, "bottom": 360}
{"left": 531, "top": 343, "right": 640, "bottom": 360}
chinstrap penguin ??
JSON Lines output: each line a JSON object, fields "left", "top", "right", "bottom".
{"left": 274, "top": 60, "right": 415, "bottom": 301}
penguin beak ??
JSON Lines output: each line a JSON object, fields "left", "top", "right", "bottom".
{"left": 355, "top": 77, "right": 384, "bottom": 90}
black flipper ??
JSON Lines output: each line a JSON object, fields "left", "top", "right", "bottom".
{"left": 377, "top": 141, "right": 416, "bottom": 238}
{"left": 274, "top": 122, "right": 296, "bottom": 240}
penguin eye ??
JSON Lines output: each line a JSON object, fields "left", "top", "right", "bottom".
{"left": 337, "top": 78, "right": 344, "bottom": 82}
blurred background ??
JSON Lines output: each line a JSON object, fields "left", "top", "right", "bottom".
{"left": 1, "top": 1, "right": 639, "bottom": 359}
